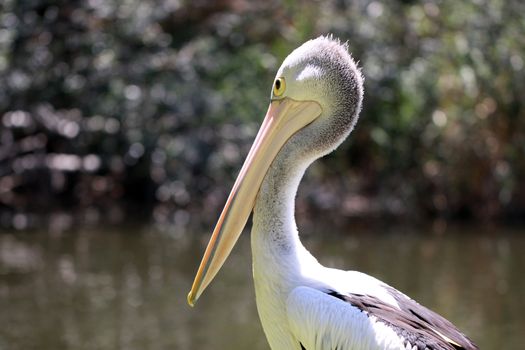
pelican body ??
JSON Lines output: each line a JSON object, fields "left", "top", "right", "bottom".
{"left": 188, "top": 36, "right": 477, "bottom": 350}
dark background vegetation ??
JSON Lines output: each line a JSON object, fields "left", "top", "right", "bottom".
{"left": 1, "top": 0, "right": 524, "bottom": 231}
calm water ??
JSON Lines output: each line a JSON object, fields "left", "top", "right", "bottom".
{"left": 0, "top": 223, "right": 524, "bottom": 349}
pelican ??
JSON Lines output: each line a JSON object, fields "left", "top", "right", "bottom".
{"left": 187, "top": 36, "right": 478, "bottom": 350}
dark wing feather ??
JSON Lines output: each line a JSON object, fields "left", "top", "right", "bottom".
{"left": 327, "top": 288, "right": 478, "bottom": 350}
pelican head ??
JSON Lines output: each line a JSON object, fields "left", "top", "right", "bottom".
{"left": 188, "top": 35, "right": 364, "bottom": 306}
{"left": 271, "top": 36, "right": 364, "bottom": 160}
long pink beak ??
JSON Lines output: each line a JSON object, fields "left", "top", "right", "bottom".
{"left": 188, "top": 98, "right": 322, "bottom": 306}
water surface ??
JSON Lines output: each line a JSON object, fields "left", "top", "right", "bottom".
{"left": 1, "top": 224, "right": 523, "bottom": 349}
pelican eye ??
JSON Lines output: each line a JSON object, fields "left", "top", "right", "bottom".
{"left": 273, "top": 77, "right": 286, "bottom": 97}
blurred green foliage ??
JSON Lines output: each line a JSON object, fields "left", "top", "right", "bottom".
{"left": 0, "top": 0, "right": 524, "bottom": 230}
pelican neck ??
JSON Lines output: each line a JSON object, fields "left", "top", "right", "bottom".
{"left": 251, "top": 149, "right": 308, "bottom": 258}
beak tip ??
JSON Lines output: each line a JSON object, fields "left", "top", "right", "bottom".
{"left": 187, "top": 291, "right": 196, "bottom": 307}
